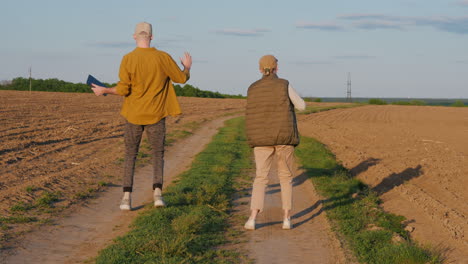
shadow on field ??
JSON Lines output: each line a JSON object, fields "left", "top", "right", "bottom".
{"left": 349, "top": 158, "right": 381, "bottom": 177}
{"left": 373, "top": 165, "right": 423, "bottom": 195}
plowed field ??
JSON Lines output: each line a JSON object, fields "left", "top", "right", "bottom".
{"left": 0, "top": 90, "right": 245, "bottom": 247}
{"left": 3, "top": 91, "right": 468, "bottom": 262}
{"left": 298, "top": 105, "right": 468, "bottom": 262}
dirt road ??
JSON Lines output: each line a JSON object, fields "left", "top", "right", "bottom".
{"left": 298, "top": 105, "right": 468, "bottom": 263}
{"left": 232, "top": 165, "right": 349, "bottom": 264}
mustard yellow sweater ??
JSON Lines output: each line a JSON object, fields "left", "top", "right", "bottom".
{"left": 115, "top": 47, "right": 189, "bottom": 125}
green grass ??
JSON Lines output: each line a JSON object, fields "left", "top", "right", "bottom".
{"left": 74, "top": 191, "right": 92, "bottom": 200}
{"left": 95, "top": 117, "right": 252, "bottom": 264}
{"left": 299, "top": 103, "right": 363, "bottom": 115}
{"left": 165, "top": 129, "right": 194, "bottom": 146}
{"left": 35, "top": 191, "right": 61, "bottom": 208}
{"left": 451, "top": 100, "right": 465, "bottom": 107}
{"left": 98, "top": 181, "right": 108, "bottom": 187}
{"left": 368, "top": 98, "right": 388, "bottom": 105}
{"left": 183, "top": 121, "right": 203, "bottom": 130}
{"left": 25, "top": 185, "right": 37, "bottom": 193}
{"left": 0, "top": 216, "right": 38, "bottom": 224}
{"left": 10, "top": 201, "right": 35, "bottom": 212}
{"left": 295, "top": 137, "right": 444, "bottom": 264}
{"left": 164, "top": 120, "right": 207, "bottom": 146}
{"left": 392, "top": 100, "right": 427, "bottom": 106}
{"left": 135, "top": 139, "right": 152, "bottom": 165}
{"left": 115, "top": 157, "right": 124, "bottom": 165}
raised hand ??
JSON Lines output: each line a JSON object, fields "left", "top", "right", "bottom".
{"left": 180, "top": 52, "right": 192, "bottom": 70}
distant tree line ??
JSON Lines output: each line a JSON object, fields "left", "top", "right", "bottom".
{"left": 0, "top": 77, "right": 98, "bottom": 93}
{"left": 173, "top": 84, "right": 244, "bottom": 99}
{"left": 368, "top": 98, "right": 427, "bottom": 106}
{"left": 315, "top": 97, "right": 468, "bottom": 106}
{"left": 368, "top": 98, "right": 465, "bottom": 107}
{"left": 304, "top": 97, "right": 322, "bottom": 102}
{"left": 0, "top": 77, "right": 244, "bottom": 99}
{"left": 368, "top": 99, "right": 427, "bottom": 105}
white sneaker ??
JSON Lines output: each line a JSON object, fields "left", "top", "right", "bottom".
{"left": 244, "top": 218, "right": 256, "bottom": 230}
{"left": 120, "top": 197, "right": 131, "bottom": 211}
{"left": 154, "top": 196, "right": 166, "bottom": 207}
{"left": 153, "top": 188, "right": 165, "bottom": 207}
{"left": 282, "top": 218, "right": 292, "bottom": 230}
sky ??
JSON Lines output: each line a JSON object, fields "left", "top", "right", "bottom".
{"left": 1, "top": 0, "right": 468, "bottom": 98}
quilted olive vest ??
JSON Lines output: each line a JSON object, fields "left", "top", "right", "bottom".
{"left": 245, "top": 74, "right": 299, "bottom": 148}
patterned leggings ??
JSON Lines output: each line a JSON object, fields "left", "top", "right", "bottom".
{"left": 122, "top": 118, "right": 165, "bottom": 192}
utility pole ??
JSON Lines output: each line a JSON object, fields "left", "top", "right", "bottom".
{"left": 29, "top": 66, "right": 32, "bottom": 94}
{"left": 346, "top": 72, "right": 352, "bottom": 102}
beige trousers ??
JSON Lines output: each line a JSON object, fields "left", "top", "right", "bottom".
{"left": 250, "top": 145, "right": 295, "bottom": 212}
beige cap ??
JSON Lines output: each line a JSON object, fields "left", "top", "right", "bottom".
{"left": 134, "top": 22, "right": 152, "bottom": 38}
{"left": 259, "top": 55, "right": 278, "bottom": 71}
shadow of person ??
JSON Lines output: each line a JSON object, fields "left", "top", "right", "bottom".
{"left": 292, "top": 172, "right": 309, "bottom": 187}
{"left": 265, "top": 171, "right": 309, "bottom": 195}
{"left": 372, "top": 165, "right": 423, "bottom": 195}
{"left": 290, "top": 200, "right": 323, "bottom": 228}
{"left": 131, "top": 204, "right": 146, "bottom": 211}
{"left": 256, "top": 200, "right": 325, "bottom": 229}
{"left": 256, "top": 220, "right": 283, "bottom": 229}
{"left": 349, "top": 158, "right": 381, "bottom": 177}
{"left": 105, "top": 183, "right": 122, "bottom": 188}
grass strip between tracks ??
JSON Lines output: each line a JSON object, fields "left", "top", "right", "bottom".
{"left": 295, "top": 136, "right": 444, "bottom": 264}
{"left": 95, "top": 116, "right": 252, "bottom": 264}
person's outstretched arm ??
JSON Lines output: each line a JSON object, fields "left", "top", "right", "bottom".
{"left": 91, "top": 56, "right": 129, "bottom": 96}
{"left": 91, "top": 84, "right": 119, "bottom": 96}
{"left": 288, "top": 84, "right": 306, "bottom": 110}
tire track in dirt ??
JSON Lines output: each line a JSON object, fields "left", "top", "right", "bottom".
{"left": 1, "top": 115, "right": 238, "bottom": 264}
{"left": 298, "top": 105, "right": 468, "bottom": 263}
{"left": 0, "top": 133, "right": 122, "bottom": 192}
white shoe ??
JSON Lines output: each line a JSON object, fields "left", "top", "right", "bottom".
{"left": 153, "top": 188, "right": 165, "bottom": 207}
{"left": 120, "top": 197, "right": 131, "bottom": 211}
{"left": 282, "top": 218, "right": 292, "bottom": 230}
{"left": 154, "top": 196, "right": 166, "bottom": 207}
{"left": 244, "top": 218, "right": 256, "bottom": 230}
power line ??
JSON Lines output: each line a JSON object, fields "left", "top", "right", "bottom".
{"left": 29, "top": 66, "right": 32, "bottom": 94}
{"left": 346, "top": 72, "right": 352, "bottom": 102}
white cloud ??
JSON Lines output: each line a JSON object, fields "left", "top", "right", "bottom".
{"left": 339, "top": 13, "right": 468, "bottom": 34}
{"left": 354, "top": 21, "right": 405, "bottom": 30}
{"left": 89, "top": 41, "right": 134, "bottom": 49}
{"left": 338, "top": 14, "right": 405, "bottom": 22}
{"left": 456, "top": 0, "right": 468, "bottom": 6}
{"left": 333, "top": 55, "right": 376, "bottom": 60}
{"left": 193, "top": 59, "right": 209, "bottom": 63}
{"left": 292, "top": 60, "right": 334, "bottom": 65}
{"left": 214, "top": 28, "right": 270, "bottom": 37}
{"left": 296, "top": 22, "right": 344, "bottom": 31}
{"left": 415, "top": 16, "right": 468, "bottom": 34}
{"left": 156, "top": 35, "right": 192, "bottom": 48}
{"left": 88, "top": 34, "right": 192, "bottom": 49}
